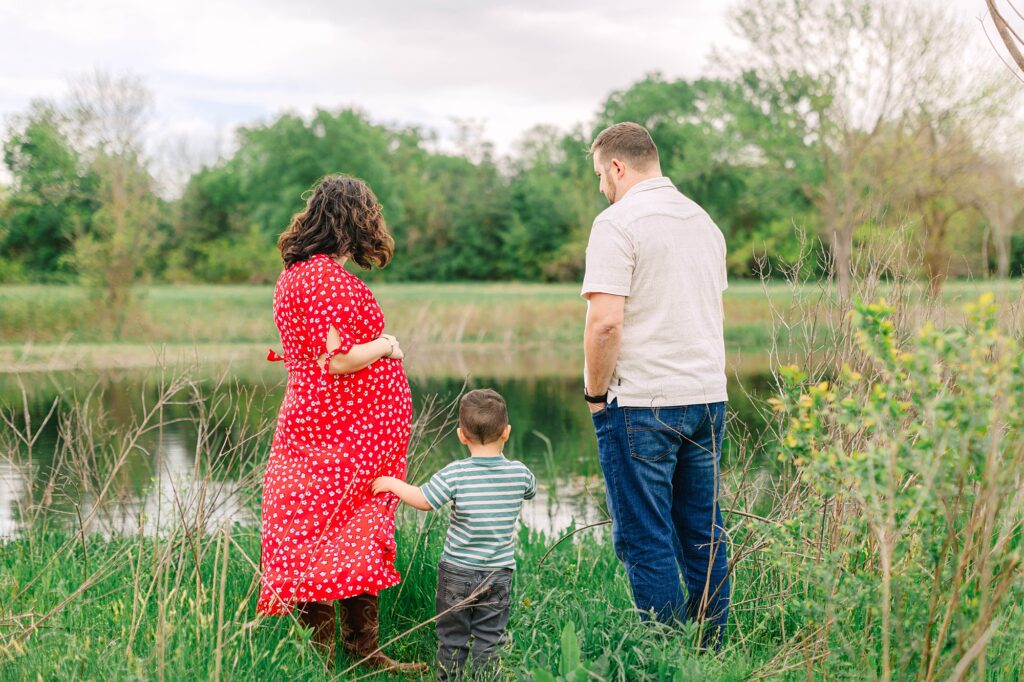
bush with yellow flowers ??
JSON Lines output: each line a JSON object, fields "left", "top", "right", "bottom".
{"left": 764, "top": 294, "right": 1023, "bottom": 680}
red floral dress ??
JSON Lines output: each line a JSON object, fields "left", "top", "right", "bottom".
{"left": 257, "top": 253, "right": 411, "bottom": 616}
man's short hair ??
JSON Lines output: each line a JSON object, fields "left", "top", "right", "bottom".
{"left": 459, "top": 389, "right": 509, "bottom": 444}
{"left": 590, "top": 122, "right": 659, "bottom": 171}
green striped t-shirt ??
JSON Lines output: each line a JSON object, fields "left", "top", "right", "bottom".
{"left": 420, "top": 456, "right": 537, "bottom": 570}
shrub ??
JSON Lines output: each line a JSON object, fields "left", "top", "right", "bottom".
{"left": 192, "top": 225, "right": 282, "bottom": 284}
{"left": 767, "top": 294, "right": 1024, "bottom": 680}
{"left": 0, "top": 255, "right": 26, "bottom": 283}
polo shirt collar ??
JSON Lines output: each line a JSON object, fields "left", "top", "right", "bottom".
{"left": 620, "top": 176, "right": 674, "bottom": 202}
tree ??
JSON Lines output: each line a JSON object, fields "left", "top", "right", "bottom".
{"left": 174, "top": 109, "right": 525, "bottom": 282}
{"left": 971, "top": 163, "right": 1024, "bottom": 278}
{"left": 729, "top": 0, "right": 1015, "bottom": 301}
{"left": 420, "top": 149, "right": 512, "bottom": 280}
{"left": 172, "top": 108, "right": 409, "bottom": 281}
{"left": 506, "top": 125, "right": 601, "bottom": 281}
{"left": 67, "top": 72, "right": 161, "bottom": 336}
{"left": 929, "top": 139, "right": 1023, "bottom": 281}
{"left": 1, "top": 101, "right": 96, "bottom": 280}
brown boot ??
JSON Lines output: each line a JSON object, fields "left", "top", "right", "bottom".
{"left": 296, "top": 600, "right": 337, "bottom": 669}
{"left": 340, "top": 594, "right": 429, "bottom": 674}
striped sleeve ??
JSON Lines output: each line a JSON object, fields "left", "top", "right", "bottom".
{"left": 523, "top": 466, "right": 537, "bottom": 500}
{"left": 420, "top": 464, "right": 456, "bottom": 510}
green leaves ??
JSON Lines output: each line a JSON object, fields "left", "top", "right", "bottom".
{"left": 559, "top": 621, "right": 580, "bottom": 677}
{"left": 769, "top": 294, "right": 1024, "bottom": 677}
{"left": 1, "top": 100, "right": 97, "bottom": 280}
{"left": 529, "top": 621, "right": 613, "bottom": 681}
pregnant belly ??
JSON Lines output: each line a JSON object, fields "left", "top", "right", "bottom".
{"left": 283, "top": 360, "right": 410, "bottom": 415}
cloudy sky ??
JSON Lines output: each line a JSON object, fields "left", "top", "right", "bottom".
{"left": 0, "top": 0, "right": 1010, "bottom": 179}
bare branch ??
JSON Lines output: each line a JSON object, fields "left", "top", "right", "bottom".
{"left": 987, "top": 0, "right": 1024, "bottom": 73}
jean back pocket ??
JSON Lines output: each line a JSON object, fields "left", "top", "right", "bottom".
{"left": 624, "top": 407, "right": 685, "bottom": 462}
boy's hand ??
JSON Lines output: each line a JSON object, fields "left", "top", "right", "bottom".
{"left": 371, "top": 476, "right": 397, "bottom": 495}
{"left": 371, "top": 475, "right": 432, "bottom": 511}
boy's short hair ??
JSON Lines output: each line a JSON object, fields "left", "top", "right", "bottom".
{"left": 459, "top": 389, "right": 509, "bottom": 444}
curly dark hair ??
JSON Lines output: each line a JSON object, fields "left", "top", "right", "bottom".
{"left": 277, "top": 175, "right": 395, "bottom": 269}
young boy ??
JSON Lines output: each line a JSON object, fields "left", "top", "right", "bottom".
{"left": 372, "top": 388, "right": 537, "bottom": 681}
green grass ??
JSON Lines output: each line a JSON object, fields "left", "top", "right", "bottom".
{"left": 0, "top": 519, "right": 760, "bottom": 681}
{"left": 7, "top": 514, "right": 1018, "bottom": 680}
{"left": 5, "top": 283, "right": 1024, "bottom": 680}
{"left": 3, "top": 279, "right": 1021, "bottom": 356}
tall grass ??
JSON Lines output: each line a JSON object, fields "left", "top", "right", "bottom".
{"left": 0, "top": 371, "right": 760, "bottom": 680}
{"left": 732, "top": 234, "right": 1024, "bottom": 680}
{"left": 5, "top": 337, "right": 1021, "bottom": 679}
{"left": 3, "top": 248, "right": 1024, "bottom": 679}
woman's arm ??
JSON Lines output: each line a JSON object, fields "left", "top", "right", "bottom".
{"left": 318, "top": 327, "right": 403, "bottom": 375}
{"left": 371, "top": 476, "right": 432, "bottom": 511}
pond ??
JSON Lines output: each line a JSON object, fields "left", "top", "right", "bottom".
{"left": 0, "top": 356, "right": 775, "bottom": 539}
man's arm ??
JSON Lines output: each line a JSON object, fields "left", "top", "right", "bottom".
{"left": 371, "top": 476, "right": 433, "bottom": 511}
{"left": 583, "top": 292, "right": 625, "bottom": 412}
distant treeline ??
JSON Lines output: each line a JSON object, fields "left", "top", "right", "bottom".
{"left": 0, "top": 76, "right": 820, "bottom": 285}
{"left": 2, "top": 0, "right": 1022, "bottom": 292}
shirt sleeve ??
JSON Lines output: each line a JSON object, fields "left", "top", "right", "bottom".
{"left": 305, "top": 264, "right": 358, "bottom": 361}
{"left": 581, "top": 218, "right": 633, "bottom": 298}
{"left": 420, "top": 466, "right": 456, "bottom": 510}
{"left": 523, "top": 467, "right": 537, "bottom": 501}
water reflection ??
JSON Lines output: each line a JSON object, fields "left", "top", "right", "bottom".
{"left": 0, "top": 364, "right": 773, "bottom": 539}
{"left": 74, "top": 432, "right": 258, "bottom": 539}
{"left": 0, "top": 461, "right": 28, "bottom": 538}
{"left": 522, "top": 474, "right": 608, "bottom": 539}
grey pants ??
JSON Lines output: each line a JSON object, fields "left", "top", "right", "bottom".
{"left": 435, "top": 560, "right": 513, "bottom": 681}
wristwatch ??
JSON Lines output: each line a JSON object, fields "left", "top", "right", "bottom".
{"left": 584, "top": 388, "right": 608, "bottom": 404}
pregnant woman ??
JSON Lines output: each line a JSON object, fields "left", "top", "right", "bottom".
{"left": 258, "top": 175, "right": 425, "bottom": 673}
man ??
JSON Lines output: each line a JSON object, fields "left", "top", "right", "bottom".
{"left": 582, "top": 121, "right": 730, "bottom": 646}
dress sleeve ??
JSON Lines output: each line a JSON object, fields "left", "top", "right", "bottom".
{"left": 305, "top": 266, "right": 359, "bottom": 363}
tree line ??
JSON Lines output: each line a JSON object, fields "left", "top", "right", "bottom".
{"left": 1, "top": 0, "right": 1022, "bottom": 301}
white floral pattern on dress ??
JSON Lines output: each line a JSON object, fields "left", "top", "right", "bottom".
{"left": 257, "top": 254, "right": 411, "bottom": 616}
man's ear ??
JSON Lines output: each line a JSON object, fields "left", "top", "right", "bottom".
{"left": 611, "top": 158, "right": 626, "bottom": 178}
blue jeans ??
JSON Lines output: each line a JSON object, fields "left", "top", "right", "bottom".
{"left": 592, "top": 400, "right": 730, "bottom": 646}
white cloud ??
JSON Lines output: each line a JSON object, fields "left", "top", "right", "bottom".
{"left": 0, "top": 0, "right": 1008, "bottom": 193}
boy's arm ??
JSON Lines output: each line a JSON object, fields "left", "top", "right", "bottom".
{"left": 372, "top": 476, "right": 432, "bottom": 511}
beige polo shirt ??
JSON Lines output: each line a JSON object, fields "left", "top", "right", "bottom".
{"left": 582, "top": 176, "right": 728, "bottom": 408}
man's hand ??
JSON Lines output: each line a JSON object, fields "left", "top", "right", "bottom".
{"left": 587, "top": 401, "right": 607, "bottom": 414}
{"left": 371, "top": 476, "right": 397, "bottom": 495}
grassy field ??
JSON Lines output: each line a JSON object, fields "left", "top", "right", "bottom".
{"left": 0, "top": 520, "right": 763, "bottom": 681}
{"left": 3, "top": 281, "right": 1024, "bottom": 680}
{"left": 4, "top": 507, "right": 1021, "bottom": 680}
{"left": 0, "top": 281, "right": 777, "bottom": 346}
{"left": 2, "top": 279, "right": 1022, "bottom": 373}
